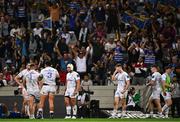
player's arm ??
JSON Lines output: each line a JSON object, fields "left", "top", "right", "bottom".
{"left": 15, "top": 75, "right": 23, "bottom": 87}
{"left": 147, "top": 74, "right": 155, "bottom": 86}
{"left": 38, "top": 74, "right": 44, "bottom": 89}
{"left": 111, "top": 69, "right": 118, "bottom": 81}
{"left": 74, "top": 74, "right": 81, "bottom": 95}
{"left": 56, "top": 71, "right": 60, "bottom": 94}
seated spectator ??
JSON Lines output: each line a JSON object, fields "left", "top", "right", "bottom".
{"left": 126, "top": 87, "right": 141, "bottom": 111}
{"left": 81, "top": 73, "right": 93, "bottom": 91}
{"left": 0, "top": 72, "right": 7, "bottom": 87}
{"left": 77, "top": 87, "right": 91, "bottom": 118}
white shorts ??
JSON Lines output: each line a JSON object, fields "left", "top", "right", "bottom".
{"left": 114, "top": 89, "right": 128, "bottom": 99}
{"left": 150, "top": 89, "right": 161, "bottom": 100}
{"left": 65, "top": 88, "right": 78, "bottom": 98}
{"left": 27, "top": 90, "right": 40, "bottom": 103}
{"left": 161, "top": 91, "right": 171, "bottom": 100}
{"left": 40, "top": 85, "right": 56, "bottom": 95}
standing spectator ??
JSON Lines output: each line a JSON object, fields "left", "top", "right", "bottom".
{"left": 113, "top": 41, "right": 126, "bottom": 64}
{"left": 16, "top": 0, "right": 27, "bottom": 27}
{"left": 78, "top": 22, "right": 89, "bottom": 47}
{"left": 104, "top": 37, "right": 116, "bottom": 52}
{"left": 132, "top": 57, "right": 147, "bottom": 85}
{"left": 93, "top": 1, "right": 106, "bottom": 23}
{"left": 71, "top": 45, "right": 90, "bottom": 79}
{"left": 106, "top": 3, "right": 119, "bottom": 33}
{"left": 0, "top": 16, "right": 9, "bottom": 38}
{"left": 171, "top": 75, "right": 180, "bottom": 118}
{"left": 33, "top": 23, "right": 43, "bottom": 38}
{"left": 46, "top": 0, "right": 61, "bottom": 29}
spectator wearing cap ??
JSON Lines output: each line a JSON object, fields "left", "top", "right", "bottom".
{"left": 132, "top": 57, "right": 147, "bottom": 85}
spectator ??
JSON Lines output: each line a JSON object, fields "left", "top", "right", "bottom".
{"left": 81, "top": 74, "right": 93, "bottom": 91}
{"left": 71, "top": 44, "right": 90, "bottom": 79}
{"left": 171, "top": 75, "right": 180, "bottom": 118}
{"left": 132, "top": 57, "right": 147, "bottom": 85}
{"left": 0, "top": 72, "right": 7, "bottom": 87}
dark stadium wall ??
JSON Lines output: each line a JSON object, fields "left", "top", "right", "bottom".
{"left": 0, "top": 95, "right": 66, "bottom": 118}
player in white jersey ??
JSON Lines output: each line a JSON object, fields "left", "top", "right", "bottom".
{"left": 111, "top": 64, "right": 130, "bottom": 118}
{"left": 23, "top": 63, "right": 40, "bottom": 119}
{"left": 15, "top": 63, "right": 31, "bottom": 117}
{"left": 147, "top": 65, "right": 163, "bottom": 118}
{"left": 161, "top": 66, "right": 172, "bottom": 118}
{"left": 37, "top": 61, "right": 60, "bottom": 119}
{"left": 64, "top": 64, "right": 80, "bottom": 119}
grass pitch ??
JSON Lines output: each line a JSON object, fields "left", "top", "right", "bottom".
{"left": 0, "top": 118, "right": 180, "bottom": 122}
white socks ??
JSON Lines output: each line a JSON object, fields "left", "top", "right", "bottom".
{"left": 162, "top": 104, "right": 168, "bottom": 113}
{"left": 72, "top": 105, "right": 77, "bottom": 116}
{"left": 66, "top": 106, "right": 71, "bottom": 116}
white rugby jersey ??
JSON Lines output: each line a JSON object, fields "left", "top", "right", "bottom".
{"left": 40, "top": 67, "right": 59, "bottom": 85}
{"left": 17, "top": 69, "right": 29, "bottom": 78}
{"left": 151, "top": 72, "right": 162, "bottom": 90}
{"left": 66, "top": 71, "right": 80, "bottom": 89}
{"left": 115, "top": 71, "right": 130, "bottom": 90}
{"left": 24, "top": 70, "right": 40, "bottom": 92}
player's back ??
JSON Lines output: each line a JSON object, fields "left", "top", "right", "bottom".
{"left": 40, "top": 66, "right": 58, "bottom": 85}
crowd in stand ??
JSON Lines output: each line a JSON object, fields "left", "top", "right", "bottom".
{"left": 0, "top": 0, "right": 179, "bottom": 87}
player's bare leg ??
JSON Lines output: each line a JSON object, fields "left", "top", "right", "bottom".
{"left": 65, "top": 97, "right": 71, "bottom": 119}
{"left": 37, "top": 95, "right": 47, "bottom": 119}
{"left": 70, "top": 98, "right": 77, "bottom": 119}
{"left": 29, "top": 96, "right": 35, "bottom": 119}
{"left": 112, "top": 97, "right": 119, "bottom": 117}
{"left": 162, "top": 98, "right": 172, "bottom": 117}
{"left": 49, "top": 93, "right": 55, "bottom": 118}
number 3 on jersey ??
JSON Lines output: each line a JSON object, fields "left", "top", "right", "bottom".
{"left": 47, "top": 72, "right": 52, "bottom": 79}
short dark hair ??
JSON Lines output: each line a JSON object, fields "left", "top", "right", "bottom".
{"left": 115, "top": 63, "right": 122, "bottom": 67}
{"left": 164, "top": 65, "right": 172, "bottom": 70}
{"left": 45, "top": 60, "right": 51, "bottom": 66}
{"left": 151, "top": 64, "right": 158, "bottom": 68}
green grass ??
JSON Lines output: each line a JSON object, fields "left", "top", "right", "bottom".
{"left": 0, "top": 118, "right": 180, "bottom": 122}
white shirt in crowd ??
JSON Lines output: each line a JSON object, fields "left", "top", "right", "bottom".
{"left": 75, "top": 56, "right": 87, "bottom": 73}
